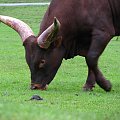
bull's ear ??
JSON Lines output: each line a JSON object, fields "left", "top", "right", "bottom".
{"left": 54, "top": 36, "right": 63, "bottom": 48}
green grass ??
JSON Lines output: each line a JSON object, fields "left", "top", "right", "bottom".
{"left": 0, "top": 0, "right": 51, "bottom": 3}
{"left": 0, "top": 6, "right": 120, "bottom": 120}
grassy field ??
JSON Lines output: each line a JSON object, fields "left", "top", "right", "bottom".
{"left": 0, "top": 0, "right": 50, "bottom": 3}
{"left": 0, "top": 5, "right": 120, "bottom": 120}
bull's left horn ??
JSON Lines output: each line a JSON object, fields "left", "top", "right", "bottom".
{"left": 0, "top": 15, "right": 34, "bottom": 42}
{"left": 37, "top": 17, "right": 61, "bottom": 49}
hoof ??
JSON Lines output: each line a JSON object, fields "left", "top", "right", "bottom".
{"left": 96, "top": 79, "right": 112, "bottom": 92}
{"left": 103, "top": 80, "right": 112, "bottom": 92}
{"left": 83, "top": 84, "right": 95, "bottom": 91}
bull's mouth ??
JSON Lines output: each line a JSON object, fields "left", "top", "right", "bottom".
{"left": 30, "top": 83, "right": 48, "bottom": 90}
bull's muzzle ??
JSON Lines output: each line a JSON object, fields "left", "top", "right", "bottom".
{"left": 31, "top": 83, "right": 48, "bottom": 90}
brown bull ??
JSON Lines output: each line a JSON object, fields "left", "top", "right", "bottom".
{"left": 0, "top": 0, "right": 120, "bottom": 91}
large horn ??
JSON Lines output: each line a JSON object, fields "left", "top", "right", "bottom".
{"left": 37, "top": 17, "right": 61, "bottom": 49}
{"left": 0, "top": 15, "right": 34, "bottom": 42}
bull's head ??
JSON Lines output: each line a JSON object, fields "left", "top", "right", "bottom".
{"left": 0, "top": 15, "right": 65, "bottom": 90}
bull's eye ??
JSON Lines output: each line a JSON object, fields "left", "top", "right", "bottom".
{"left": 39, "top": 59, "right": 46, "bottom": 68}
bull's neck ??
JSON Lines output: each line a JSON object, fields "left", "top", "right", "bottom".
{"left": 109, "top": 0, "right": 120, "bottom": 35}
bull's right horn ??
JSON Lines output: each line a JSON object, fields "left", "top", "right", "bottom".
{"left": 0, "top": 15, "right": 34, "bottom": 42}
{"left": 37, "top": 17, "right": 61, "bottom": 49}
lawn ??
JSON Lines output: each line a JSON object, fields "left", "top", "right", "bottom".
{"left": 0, "top": 0, "right": 50, "bottom": 3}
{"left": 0, "top": 5, "right": 120, "bottom": 120}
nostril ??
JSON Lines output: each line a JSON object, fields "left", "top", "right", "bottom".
{"left": 31, "top": 85, "right": 37, "bottom": 90}
{"left": 31, "top": 84, "right": 41, "bottom": 90}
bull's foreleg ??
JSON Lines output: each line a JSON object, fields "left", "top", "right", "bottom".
{"left": 83, "top": 60, "right": 96, "bottom": 91}
{"left": 85, "top": 29, "right": 113, "bottom": 92}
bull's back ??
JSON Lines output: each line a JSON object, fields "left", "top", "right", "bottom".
{"left": 42, "top": 0, "right": 111, "bottom": 35}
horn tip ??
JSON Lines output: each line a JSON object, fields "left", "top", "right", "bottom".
{"left": 54, "top": 17, "right": 60, "bottom": 27}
